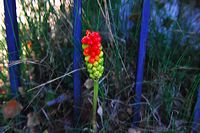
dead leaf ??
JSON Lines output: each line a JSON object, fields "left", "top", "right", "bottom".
{"left": 27, "top": 112, "right": 40, "bottom": 127}
{"left": 2, "top": 99, "right": 23, "bottom": 119}
{"left": 84, "top": 79, "right": 94, "bottom": 89}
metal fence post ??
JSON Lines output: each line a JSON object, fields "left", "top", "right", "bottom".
{"left": 192, "top": 88, "right": 200, "bottom": 132}
{"left": 4, "top": 0, "right": 20, "bottom": 95}
{"left": 73, "top": 0, "right": 82, "bottom": 126}
{"left": 132, "top": 0, "right": 150, "bottom": 127}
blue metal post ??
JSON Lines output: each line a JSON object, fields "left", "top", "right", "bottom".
{"left": 73, "top": 0, "right": 82, "bottom": 125}
{"left": 4, "top": 0, "right": 20, "bottom": 95}
{"left": 192, "top": 88, "right": 200, "bottom": 132}
{"left": 132, "top": 0, "right": 150, "bottom": 127}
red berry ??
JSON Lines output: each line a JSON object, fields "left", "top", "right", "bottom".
{"left": 83, "top": 48, "right": 89, "bottom": 56}
{"left": 92, "top": 45, "right": 99, "bottom": 51}
{"left": 81, "top": 37, "right": 87, "bottom": 44}
{"left": 88, "top": 40, "right": 93, "bottom": 45}
{"left": 96, "top": 49, "right": 101, "bottom": 55}
{"left": 90, "top": 33, "right": 95, "bottom": 39}
{"left": 93, "top": 32, "right": 99, "bottom": 37}
{"left": 82, "top": 31, "right": 103, "bottom": 64}
{"left": 97, "top": 37, "right": 101, "bottom": 42}
{"left": 95, "top": 56, "right": 99, "bottom": 61}
{"left": 91, "top": 52, "right": 96, "bottom": 57}
{"left": 89, "top": 57, "right": 95, "bottom": 64}
{"left": 97, "top": 43, "right": 101, "bottom": 47}
{"left": 86, "top": 30, "right": 91, "bottom": 35}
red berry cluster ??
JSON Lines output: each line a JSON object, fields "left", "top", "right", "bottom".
{"left": 81, "top": 30, "right": 104, "bottom": 80}
{"left": 81, "top": 30, "right": 102, "bottom": 64}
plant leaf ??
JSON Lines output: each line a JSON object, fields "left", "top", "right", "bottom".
{"left": 2, "top": 99, "right": 23, "bottom": 119}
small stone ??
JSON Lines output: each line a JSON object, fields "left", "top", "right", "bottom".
{"left": 18, "top": 87, "right": 25, "bottom": 97}
{"left": 84, "top": 79, "right": 94, "bottom": 89}
{"left": 128, "top": 128, "right": 141, "bottom": 133}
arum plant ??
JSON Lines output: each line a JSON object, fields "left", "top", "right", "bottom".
{"left": 81, "top": 30, "right": 104, "bottom": 132}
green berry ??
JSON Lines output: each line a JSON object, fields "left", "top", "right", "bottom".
{"left": 97, "top": 73, "right": 102, "bottom": 78}
{"left": 98, "top": 58, "right": 104, "bottom": 64}
{"left": 90, "top": 74, "right": 94, "bottom": 79}
{"left": 93, "top": 61, "right": 99, "bottom": 67}
{"left": 88, "top": 69, "right": 93, "bottom": 73}
{"left": 87, "top": 63, "right": 93, "bottom": 69}
{"left": 97, "top": 65, "right": 102, "bottom": 71}
{"left": 94, "top": 71, "right": 100, "bottom": 77}
{"left": 82, "top": 44, "right": 88, "bottom": 49}
{"left": 85, "top": 56, "right": 90, "bottom": 62}
{"left": 99, "top": 66, "right": 104, "bottom": 72}
{"left": 92, "top": 67, "right": 97, "bottom": 72}
{"left": 99, "top": 51, "right": 103, "bottom": 57}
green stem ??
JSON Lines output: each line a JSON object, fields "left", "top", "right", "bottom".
{"left": 92, "top": 80, "right": 99, "bottom": 132}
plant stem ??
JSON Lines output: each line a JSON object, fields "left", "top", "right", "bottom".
{"left": 92, "top": 80, "right": 99, "bottom": 132}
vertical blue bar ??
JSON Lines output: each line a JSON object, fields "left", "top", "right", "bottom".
{"left": 192, "top": 88, "right": 200, "bottom": 132}
{"left": 132, "top": 0, "right": 150, "bottom": 127}
{"left": 73, "top": 0, "right": 82, "bottom": 125}
{"left": 4, "top": 0, "right": 20, "bottom": 95}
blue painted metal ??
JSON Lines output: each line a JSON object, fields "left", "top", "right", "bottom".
{"left": 73, "top": 0, "right": 82, "bottom": 125}
{"left": 47, "top": 94, "right": 68, "bottom": 106}
{"left": 4, "top": 0, "right": 20, "bottom": 95}
{"left": 191, "top": 88, "right": 200, "bottom": 132}
{"left": 132, "top": 0, "right": 150, "bottom": 127}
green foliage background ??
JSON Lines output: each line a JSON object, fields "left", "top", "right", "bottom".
{"left": 0, "top": 0, "right": 199, "bottom": 132}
